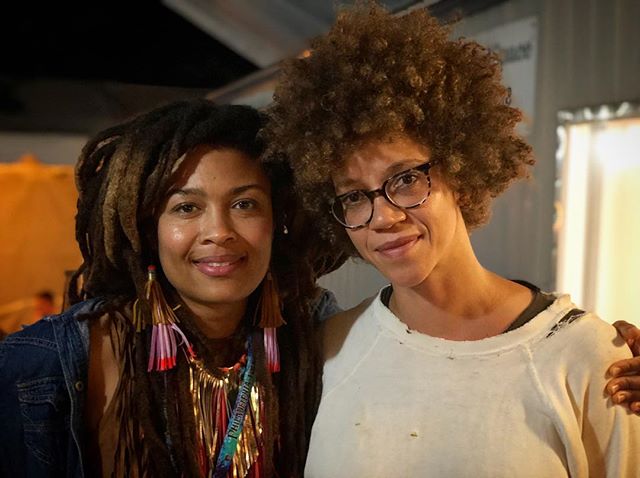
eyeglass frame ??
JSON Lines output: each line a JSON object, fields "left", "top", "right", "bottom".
{"left": 330, "top": 159, "right": 439, "bottom": 230}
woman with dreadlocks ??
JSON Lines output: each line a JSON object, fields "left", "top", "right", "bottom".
{"left": 264, "top": 3, "right": 640, "bottom": 476}
{"left": 0, "top": 100, "right": 340, "bottom": 477}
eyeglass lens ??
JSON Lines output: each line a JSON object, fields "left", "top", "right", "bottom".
{"left": 332, "top": 166, "right": 432, "bottom": 228}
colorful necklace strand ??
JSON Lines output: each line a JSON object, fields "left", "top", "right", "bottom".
{"left": 189, "top": 335, "right": 264, "bottom": 478}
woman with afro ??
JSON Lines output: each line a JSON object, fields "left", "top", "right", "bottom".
{"left": 264, "top": 3, "right": 640, "bottom": 476}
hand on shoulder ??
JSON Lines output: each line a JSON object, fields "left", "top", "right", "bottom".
{"left": 606, "top": 320, "right": 640, "bottom": 414}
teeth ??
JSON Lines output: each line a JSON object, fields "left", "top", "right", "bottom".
{"left": 205, "top": 262, "right": 233, "bottom": 267}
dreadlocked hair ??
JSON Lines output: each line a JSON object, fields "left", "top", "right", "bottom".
{"left": 68, "top": 99, "right": 323, "bottom": 477}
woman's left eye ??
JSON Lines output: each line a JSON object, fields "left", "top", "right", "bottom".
{"left": 390, "top": 172, "right": 419, "bottom": 190}
{"left": 233, "top": 199, "right": 257, "bottom": 210}
{"left": 399, "top": 172, "right": 418, "bottom": 185}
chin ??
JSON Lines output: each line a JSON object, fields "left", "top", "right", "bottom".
{"left": 183, "top": 286, "right": 253, "bottom": 308}
{"left": 380, "top": 264, "right": 434, "bottom": 290}
{"left": 382, "top": 272, "right": 425, "bottom": 290}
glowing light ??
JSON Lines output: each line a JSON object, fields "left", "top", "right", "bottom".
{"left": 556, "top": 112, "right": 640, "bottom": 326}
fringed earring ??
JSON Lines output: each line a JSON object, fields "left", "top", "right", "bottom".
{"left": 143, "top": 265, "right": 194, "bottom": 372}
{"left": 255, "top": 271, "right": 286, "bottom": 373}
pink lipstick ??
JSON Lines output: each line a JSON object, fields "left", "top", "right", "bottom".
{"left": 193, "top": 255, "right": 245, "bottom": 277}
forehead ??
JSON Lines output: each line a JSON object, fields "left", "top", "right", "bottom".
{"left": 169, "top": 145, "right": 269, "bottom": 191}
{"left": 332, "top": 135, "right": 430, "bottom": 189}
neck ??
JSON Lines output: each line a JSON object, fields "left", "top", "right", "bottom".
{"left": 389, "top": 234, "right": 531, "bottom": 340}
{"left": 182, "top": 298, "right": 248, "bottom": 339}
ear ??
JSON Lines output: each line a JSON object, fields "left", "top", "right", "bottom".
{"left": 274, "top": 211, "right": 289, "bottom": 235}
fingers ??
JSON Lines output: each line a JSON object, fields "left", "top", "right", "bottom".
{"left": 614, "top": 396, "right": 640, "bottom": 415}
{"left": 609, "top": 322, "right": 640, "bottom": 414}
{"left": 608, "top": 356, "right": 640, "bottom": 378}
{"left": 612, "top": 320, "right": 640, "bottom": 356}
{"left": 607, "top": 375, "right": 640, "bottom": 394}
{"left": 606, "top": 373, "right": 640, "bottom": 414}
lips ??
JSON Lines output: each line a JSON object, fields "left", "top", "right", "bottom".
{"left": 374, "top": 235, "right": 420, "bottom": 258}
{"left": 193, "top": 254, "right": 246, "bottom": 277}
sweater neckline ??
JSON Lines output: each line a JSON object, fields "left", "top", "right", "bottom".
{"left": 372, "top": 288, "right": 576, "bottom": 356}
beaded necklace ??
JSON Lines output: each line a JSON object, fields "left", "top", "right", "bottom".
{"left": 188, "top": 335, "right": 264, "bottom": 478}
{"left": 135, "top": 267, "right": 275, "bottom": 477}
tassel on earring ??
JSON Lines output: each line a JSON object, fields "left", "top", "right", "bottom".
{"left": 145, "top": 265, "right": 194, "bottom": 371}
{"left": 256, "top": 271, "right": 286, "bottom": 373}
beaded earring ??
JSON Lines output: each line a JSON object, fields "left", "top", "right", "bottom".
{"left": 134, "top": 265, "right": 194, "bottom": 371}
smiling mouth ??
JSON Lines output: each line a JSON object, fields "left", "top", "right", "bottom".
{"left": 375, "top": 236, "right": 421, "bottom": 258}
{"left": 193, "top": 256, "right": 245, "bottom": 277}
{"left": 201, "top": 260, "right": 235, "bottom": 267}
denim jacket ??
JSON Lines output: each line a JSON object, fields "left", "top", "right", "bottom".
{"left": 0, "top": 290, "right": 340, "bottom": 477}
{"left": 0, "top": 298, "right": 103, "bottom": 478}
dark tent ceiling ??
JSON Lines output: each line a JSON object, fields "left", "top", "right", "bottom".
{"left": 0, "top": 1, "right": 260, "bottom": 132}
{"left": 0, "top": 0, "right": 257, "bottom": 88}
{"left": 0, "top": 0, "right": 505, "bottom": 133}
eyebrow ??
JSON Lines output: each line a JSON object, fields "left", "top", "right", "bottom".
{"left": 167, "top": 187, "right": 205, "bottom": 198}
{"left": 230, "top": 184, "right": 269, "bottom": 196}
{"left": 167, "top": 184, "right": 268, "bottom": 198}
{"left": 333, "top": 158, "right": 426, "bottom": 191}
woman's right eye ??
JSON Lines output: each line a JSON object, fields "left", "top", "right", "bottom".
{"left": 172, "top": 203, "right": 198, "bottom": 215}
{"left": 341, "top": 191, "right": 366, "bottom": 207}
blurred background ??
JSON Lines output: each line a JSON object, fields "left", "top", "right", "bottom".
{"left": 0, "top": 0, "right": 638, "bottom": 335}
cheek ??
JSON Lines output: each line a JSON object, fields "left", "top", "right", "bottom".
{"left": 157, "top": 220, "right": 191, "bottom": 261}
{"left": 259, "top": 221, "right": 275, "bottom": 259}
{"left": 346, "top": 230, "right": 369, "bottom": 257}
{"left": 242, "top": 217, "right": 274, "bottom": 259}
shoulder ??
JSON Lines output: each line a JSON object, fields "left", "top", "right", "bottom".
{"left": 531, "top": 297, "right": 630, "bottom": 383}
{"left": 0, "top": 302, "right": 102, "bottom": 433}
{"left": 0, "top": 316, "right": 60, "bottom": 372}
{"left": 0, "top": 298, "right": 104, "bottom": 380}
{"left": 567, "top": 312, "right": 630, "bottom": 367}
{"left": 311, "top": 287, "right": 343, "bottom": 323}
{"left": 320, "top": 295, "right": 379, "bottom": 388}
{"left": 318, "top": 296, "right": 378, "bottom": 397}
{"left": 529, "top": 300, "right": 640, "bottom": 475}
{"left": 1, "top": 317, "right": 57, "bottom": 350}
{"left": 542, "top": 305, "right": 627, "bottom": 361}
{"left": 322, "top": 295, "right": 376, "bottom": 361}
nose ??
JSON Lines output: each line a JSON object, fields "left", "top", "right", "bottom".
{"left": 368, "top": 195, "right": 406, "bottom": 230}
{"left": 200, "top": 208, "right": 237, "bottom": 244}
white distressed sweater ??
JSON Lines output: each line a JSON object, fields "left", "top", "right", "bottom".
{"left": 305, "top": 292, "right": 639, "bottom": 477}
